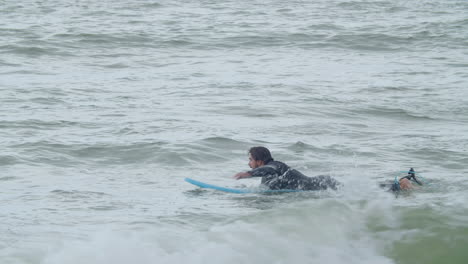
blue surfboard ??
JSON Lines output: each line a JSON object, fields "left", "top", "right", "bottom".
{"left": 184, "top": 178, "right": 303, "bottom": 194}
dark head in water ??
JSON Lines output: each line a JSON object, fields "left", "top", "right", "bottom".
{"left": 248, "top": 146, "right": 274, "bottom": 168}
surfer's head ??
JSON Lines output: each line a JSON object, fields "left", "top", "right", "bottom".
{"left": 248, "top": 146, "right": 274, "bottom": 168}
{"left": 399, "top": 178, "right": 413, "bottom": 190}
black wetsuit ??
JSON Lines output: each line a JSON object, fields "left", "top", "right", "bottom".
{"left": 249, "top": 160, "right": 339, "bottom": 191}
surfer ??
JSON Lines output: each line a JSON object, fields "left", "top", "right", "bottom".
{"left": 384, "top": 168, "right": 423, "bottom": 192}
{"left": 234, "top": 146, "right": 340, "bottom": 191}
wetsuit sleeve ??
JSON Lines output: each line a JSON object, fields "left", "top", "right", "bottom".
{"left": 249, "top": 166, "right": 278, "bottom": 177}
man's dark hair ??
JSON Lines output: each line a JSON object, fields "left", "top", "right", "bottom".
{"left": 249, "top": 146, "right": 274, "bottom": 163}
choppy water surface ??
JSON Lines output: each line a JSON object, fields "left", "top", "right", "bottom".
{"left": 1, "top": 0, "right": 467, "bottom": 263}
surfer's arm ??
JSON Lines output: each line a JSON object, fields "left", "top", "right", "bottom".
{"left": 249, "top": 166, "right": 277, "bottom": 177}
{"left": 234, "top": 165, "right": 277, "bottom": 180}
{"left": 234, "top": 172, "right": 252, "bottom": 179}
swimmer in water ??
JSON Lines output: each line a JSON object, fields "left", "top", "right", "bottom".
{"left": 388, "top": 168, "right": 423, "bottom": 192}
{"left": 234, "top": 146, "right": 340, "bottom": 191}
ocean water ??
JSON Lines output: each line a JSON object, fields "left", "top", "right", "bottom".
{"left": 1, "top": 0, "right": 467, "bottom": 263}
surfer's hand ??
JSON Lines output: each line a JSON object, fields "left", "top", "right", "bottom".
{"left": 234, "top": 172, "right": 251, "bottom": 180}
